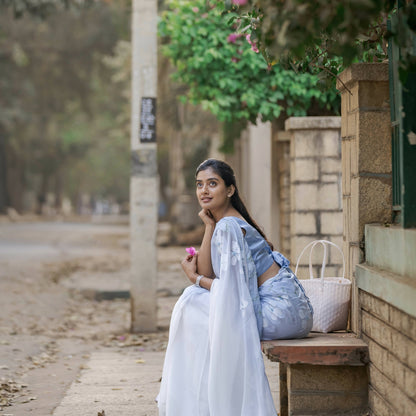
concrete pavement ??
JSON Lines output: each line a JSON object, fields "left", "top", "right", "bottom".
{"left": 52, "top": 349, "right": 164, "bottom": 416}
{"left": 51, "top": 346, "right": 279, "bottom": 416}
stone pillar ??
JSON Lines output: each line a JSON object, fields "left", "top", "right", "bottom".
{"left": 130, "top": 0, "right": 158, "bottom": 332}
{"left": 336, "top": 63, "right": 392, "bottom": 332}
{"left": 285, "top": 117, "right": 343, "bottom": 278}
{"left": 247, "top": 121, "right": 274, "bottom": 241}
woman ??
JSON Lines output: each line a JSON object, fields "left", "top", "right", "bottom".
{"left": 157, "top": 159, "right": 313, "bottom": 416}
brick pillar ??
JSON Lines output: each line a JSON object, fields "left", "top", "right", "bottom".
{"left": 285, "top": 116, "right": 343, "bottom": 278}
{"left": 336, "top": 63, "right": 392, "bottom": 332}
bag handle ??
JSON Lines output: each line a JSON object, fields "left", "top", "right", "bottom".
{"left": 295, "top": 239, "right": 345, "bottom": 280}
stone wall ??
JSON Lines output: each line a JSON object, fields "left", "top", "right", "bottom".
{"left": 359, "top": 291, "right": 416, "bottom": 415}
{"left": 285, "top": 117, "right": 343, "bottom": 279}
{"left": 356, "top": 225, "right": 416, "bottom": 416}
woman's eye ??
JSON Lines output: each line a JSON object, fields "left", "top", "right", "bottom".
{"left": 209, "top": 181, "right": 217, "bottom": 187}
{"left": 196, "top": 183, "right": 202, "bottom": 188}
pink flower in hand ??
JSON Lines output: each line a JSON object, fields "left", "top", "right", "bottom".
{"left": 186, "top": 247, "right": 196, "bottom": 256}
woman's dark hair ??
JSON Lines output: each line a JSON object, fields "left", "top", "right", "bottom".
{"left": 196, "top": 158, "right": 273, "bottom": 250}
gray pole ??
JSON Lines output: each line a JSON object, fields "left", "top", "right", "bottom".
{"left": 130, "top": 0, "right": 158, "bottom": 332}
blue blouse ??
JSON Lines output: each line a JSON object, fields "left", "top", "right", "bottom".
{"left": 233, "top": 217, "right": 290, "bottom": 276}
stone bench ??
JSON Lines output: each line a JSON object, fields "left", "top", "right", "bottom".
{"left": 261, "top": 333, "right": 369, "bottom": 416}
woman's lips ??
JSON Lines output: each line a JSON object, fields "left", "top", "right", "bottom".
{"left": 201, "top": 197, "right": 212, "bottom": 203}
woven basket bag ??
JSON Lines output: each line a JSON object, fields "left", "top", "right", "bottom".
{"left": 295, "top": 240, "right": 351, "bottom": 333}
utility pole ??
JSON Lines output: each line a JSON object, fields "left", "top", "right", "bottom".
{"left": 130, "top": 0, "right": 158, "bottom": 332}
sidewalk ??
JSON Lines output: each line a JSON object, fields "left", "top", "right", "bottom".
{"left": 52, "top": 349, "right": 164, "bottom": 416}
{"left": 52, "top": 347, "right": 279, "bottom": 416}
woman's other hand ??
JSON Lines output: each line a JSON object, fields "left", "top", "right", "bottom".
{"left": 181, "top": 253, "right": 198, "bottom": 283}
{"left": 198, "top": 209, "right": 216, "bottom": 227}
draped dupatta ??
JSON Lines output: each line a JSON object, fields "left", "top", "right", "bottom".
{"left": 157, "top": 216, "right": 276, "bottom": 415}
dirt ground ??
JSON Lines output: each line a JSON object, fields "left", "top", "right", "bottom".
{"left": 0, "top": 218, "right": 188, "bottom": 415}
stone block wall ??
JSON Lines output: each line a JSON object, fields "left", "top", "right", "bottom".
{"left": 359, "top": 291, "right": 416, "bottom": 415}
{"left": 288, "top": 364, "right": 368, "bottom": 415}
{"left": 285, "top": 117, "right": 343, "bottom": 279}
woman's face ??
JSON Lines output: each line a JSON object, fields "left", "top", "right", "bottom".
{"left": 196, "top": 167, "right": 233, "bottom": 212}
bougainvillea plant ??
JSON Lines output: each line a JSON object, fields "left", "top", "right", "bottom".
{"left": 158, "top": 0, "right": 339, "bottom": 129}
{"left": 225, "top": 0, "right": 416, "bottom": 81}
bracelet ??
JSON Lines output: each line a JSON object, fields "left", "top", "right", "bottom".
{"left": 195, "top": 275, "right": 204, "bottom": 287}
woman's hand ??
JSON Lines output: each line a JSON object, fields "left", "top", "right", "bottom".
{"left": 181, "top": 253, "right": 198, "bottom": 284}
{"left": 198, "top": 209, "right": 216, "bottom": 227}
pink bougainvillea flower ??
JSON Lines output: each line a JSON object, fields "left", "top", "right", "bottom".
{"left": 231, "top": 57, "right": 240, "bottom": 63}
{"left": 232, "top": 0, "right": 248, "bottom": 5}
{"left": 192, "top": 7, "right": 199, "bottom": 12}
{"left": 227, "top": 33, "right": 239, "bottom": 43}
{"left": 245, "top": 33, "right": 259, "bottom": 53}
{"left": 186, "top": 247, "right": 197, "bottom": 256}
{"left": 201, "top": 13, "right": 208, "bottom": 18}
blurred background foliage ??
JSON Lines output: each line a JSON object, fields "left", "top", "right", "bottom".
{"left": 3, "top": 0, "right": 404, "bottom": 217}
{"left": 0, "top": 0, "right": 219, "bottom": 218}
{"left": 0, "top": 0, "right": 132, "bottom": 214}
{"left": 159, "top": 0, "right": 340, "bottom": 152}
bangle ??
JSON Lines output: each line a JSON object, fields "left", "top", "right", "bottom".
{"left": 195, "top": 275, "right": 204, "bottom": 287}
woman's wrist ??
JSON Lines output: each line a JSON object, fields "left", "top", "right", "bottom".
{"left": 204, "top": 223, "right": 215, "bottom": 232}
{"left": 194, "top": 274, "right": 204, "bottom": 287}
{"left": 190, "top": 273, "right": 199, "bottom": 284}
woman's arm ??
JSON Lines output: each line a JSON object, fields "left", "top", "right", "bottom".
{"left": 181, "top": 254, "right": 214, "bottom": 291}
{"left": 195, "top": 209, "right": 216, "bottom": 278}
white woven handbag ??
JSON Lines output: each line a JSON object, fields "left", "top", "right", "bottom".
{"left": 295, "top": 240, "right": 351, "bottom": 333}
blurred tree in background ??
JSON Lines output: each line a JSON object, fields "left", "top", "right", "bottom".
{"left": 0, "top": 0, "right": 94, "bottom": 18}
{"left": 0, "top": 0, "right": 132, "bottom": 214}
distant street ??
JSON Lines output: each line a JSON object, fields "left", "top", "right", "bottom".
{"left": 0, "top": 219, "right": 185, "bottom": 415}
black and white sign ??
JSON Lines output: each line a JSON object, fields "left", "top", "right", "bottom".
{"left": 140, "top": 97, "right": 156, "bottom": 143}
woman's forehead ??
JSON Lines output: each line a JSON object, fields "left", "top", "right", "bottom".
{"left": 196, "top": 167, "right": 221, "bottom": 181}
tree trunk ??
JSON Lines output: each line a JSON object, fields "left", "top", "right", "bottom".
{"left": 0, "top": 130, "right": 9, "bottom": 213}
{"left": 54, "top": 167, "right": 63, "bottom": 213}
{"left": 36, "top": 172, "right": 49, "bottom": 215}
{"left": 5, "top": 141, "right": 24, "bottom": 213}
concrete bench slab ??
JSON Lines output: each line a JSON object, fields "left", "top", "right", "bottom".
{"left": 262, "top": 332, "right": 369, "bottom": 366}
